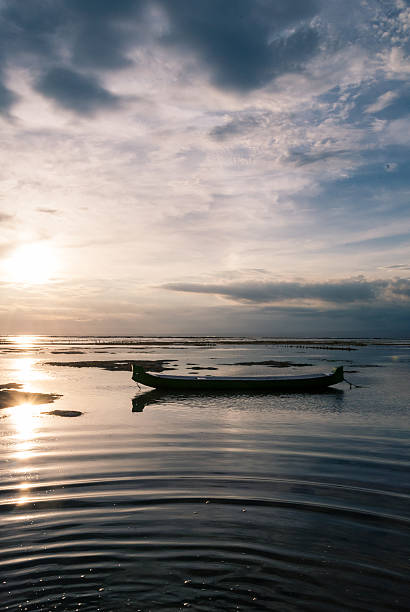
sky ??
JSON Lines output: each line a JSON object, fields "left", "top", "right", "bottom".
{"left": 0, "top": 0, "right": 409, "bottom": 337}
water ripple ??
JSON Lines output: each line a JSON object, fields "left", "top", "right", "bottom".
{"left": 1, "top": 341, "right": 410, "bottom": 610}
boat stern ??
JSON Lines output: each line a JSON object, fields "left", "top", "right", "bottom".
{"left": 131, "top": 363, "right": 145, "bottom": 382}
{"left": 332, "top": 366, "right": 344, "bottom": 384}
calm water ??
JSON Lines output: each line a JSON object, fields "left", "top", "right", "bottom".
{"left": 0, "top": 336, "right": 409, "bottom": 611}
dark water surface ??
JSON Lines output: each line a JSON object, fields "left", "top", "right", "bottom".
{"left": 0, "top": 336, "right": 409, "bottom": 611}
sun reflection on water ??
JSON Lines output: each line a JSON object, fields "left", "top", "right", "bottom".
{"left": 10, "top": 402, "right": 41, "bottom": 460}
{"left": 8, "top": 335, "right": 40, "bottom": 349}
{"left": 9, "top": 401, "right": 44, "bottom": 505}
{"left": 11, "top": 357, "right": 49, "bottom": 390}
{"left": 5, "top": 349, "right": 55, "bottom": 505}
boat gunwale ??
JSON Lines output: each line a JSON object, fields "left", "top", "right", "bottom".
{"left": 148, "top": 372, "right": 329, "bottom": 381}
{"left": 132, "top": 364, "right": 344, "bottom": 390}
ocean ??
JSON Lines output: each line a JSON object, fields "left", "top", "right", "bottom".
{"left": 0, "top": 336, "right": 409, "bottom": 611}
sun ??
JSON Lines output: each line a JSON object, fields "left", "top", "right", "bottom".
{"left": 4, "top": 243, "right": 58, "bottom": 284}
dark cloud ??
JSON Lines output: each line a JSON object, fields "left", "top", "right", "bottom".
{"left": 0, "top": 0, "right": 142, "bottom": 114}
{"left": 161, "top": 0, "right": 320, "bottom": 91}
{"left": 0, "top": 0, "right": 321, "bottom": 114}
{"left": 37, "top": 207, "right": 58, "bottom": 214}
{"left": 0, "top": 0, "right": 142, "bottom": 67}
{"left": 382, "top": 264, "right": 410, "bottom": 271}
{"left": 210, "top": 112, "right": 270, "bottom": 140}
{"left": 163, "top": 278, "right": 391, "bottom": 304}
{"left": 69, "top": 0, "right": 139, "bottom": 19}
{"left": 0, "top": 0, "right": 64, "bottom": 57}
{"left": 256, "top": 301, "right": 410, "bottom": 337}
{"left": 36, "top": 67, "right": 120, "bottom": 115}
{"left": 161, "top": 278, "right": 410, "bottom": 336}
{"left": 0, "top": 212, "right": 14, "bottom": 223}
{"left": 286, "top": 148, "right": 350, "bottom": 166}
{"left": 0, "top": 0, "right": 325, "bottom": 114}
{"left": 68, "top": 0, "right": 145, "bottom": 70}
{"left": 388, "top": 278, "right": 410, "bottom": 298}
{"left": 71, "top": 22, "right": 134, "bottom": 70}
{"left": 0, "top": 81, "right": 18, "bottom": 113}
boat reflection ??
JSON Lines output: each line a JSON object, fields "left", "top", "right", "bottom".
{"left": 132, "top": 390, "right": 165, "bottom": 412}
{"left": 132, "top": 386, "right": 345, "bottom": 412}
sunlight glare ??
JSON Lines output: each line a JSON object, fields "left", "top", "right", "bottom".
{"left": 4, "top": 243, "right": 58, "bottom": 284}
{"left": 11, "top": 402, "right": 41, "bottom": 442}
{"left": 10, "top": 401, "right": 42, "bottom": 462}
{"left": 10, "top": 335, "right": 39, "bottom": 349}
{"left": 11, "top": 357, "right": 49, "bottom": 387}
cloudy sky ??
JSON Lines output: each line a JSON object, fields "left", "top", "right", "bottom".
{"left": 0, "top": 0, "right": 409, "bottom": 336}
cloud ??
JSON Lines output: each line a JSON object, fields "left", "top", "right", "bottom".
{"left": 0, "top": 0, "right": 320, "bottom": 122}
{"left": 68, "top": 0, "right": 146, "bottom": 70}
{"left": 0, "top": 241, "right": 17, "bottom": 258}
{"left": 366, "top": 91, "right": 399, "bottom": 113}
{"left": 210, "top": 111, "right": 271, "bottom": 141}
{"left": 160, "top": 0, "right": 320, "bottom": 91}
{"left": 163, "top": 278, "right": 393, "bottom": 305}
{"left": 0, "top": 212, "right": 14, "bottom": 223}
{"left": 163, "top": 279, "right": 410, "bottom": 309}
{"left": 380, "top": 263, "right": 410, "bottom": 271}
{"left": 0, "top": 0, "right": 64, "bottom": 58}
{"left": 36, "top": 207, "right": 58, "bottom": 214}
{"left": 1, "top": 0, "right": 410, "bottom": 337}
{"left": 0, "top": 81, "right": 18, "bottom": 113}
{"left": 36, "top": 67, "right": 120, "bottom": 115}
{"left": 0, "top": 0, "right": 140, "bottom": 114}
{"left": 388, "top": 278, "right": 410, "bottom": 298}
{"left": 285, "top": 147, "right": 350, "bottom": 166}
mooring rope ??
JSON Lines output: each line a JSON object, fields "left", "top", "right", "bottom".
{"left": 343, "top": 377, "right": 362, "bottom": 389}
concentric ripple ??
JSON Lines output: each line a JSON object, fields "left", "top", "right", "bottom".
{"left": 1, "top": 340, "right": 410, "bottom": 611}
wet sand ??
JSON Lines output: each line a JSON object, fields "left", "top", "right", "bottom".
{"left": 45, "top": 359, "right": 176, "bottom": 371}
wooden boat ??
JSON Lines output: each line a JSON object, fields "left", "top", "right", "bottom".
{"left": 132, "top": 364, "right": 344, "bottom": 393}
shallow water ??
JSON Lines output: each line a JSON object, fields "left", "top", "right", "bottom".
{"left": 0, "top": 337, "right": 409, "bottom": 611}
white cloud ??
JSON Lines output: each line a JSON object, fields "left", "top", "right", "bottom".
{"left": 0, "top": 0, "right": 409, "bottom": 334}
{"left": 383, "top": 47, "right": 410, "bottom": 76}
{"left": 366, "top": 91, "right": 399, "bottom": 113}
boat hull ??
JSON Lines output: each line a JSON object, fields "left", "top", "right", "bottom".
{"left": 132, "top": 365, "right": 344, "bottom": 393}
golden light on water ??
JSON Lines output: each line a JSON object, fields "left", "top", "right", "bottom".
{"left": 11, "top": 357, "right": 49, "bottom": 389}
{"left": 9, "top": 335, "right": 40, "bottom": 349}
{"left": 9, "top": 357, "right": 50, "bottom": 456}
{"left": 4, "top": 243, "right": 58, "bottom": 284}
{"left": 6, "top": 356, "right": 52, "bottom": 505}
{"left": 16, "top": 483, "right": 32, "bottom": 506}
{"left": 8, "top": 401, "right": 42, "bottom": 505}
{"left": 11, "top": 402, "right": 42, "bottom": 459}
